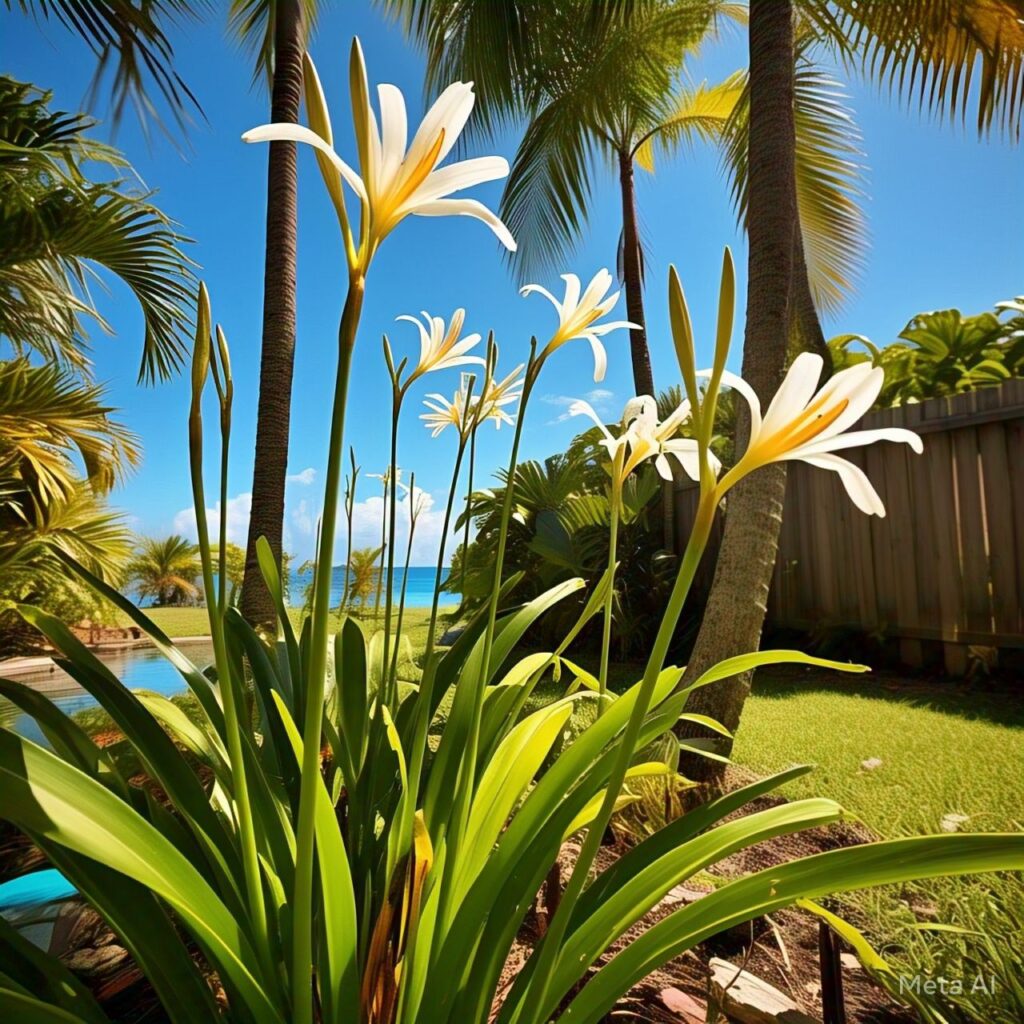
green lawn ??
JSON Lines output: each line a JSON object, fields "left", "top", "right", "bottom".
{"left": 119, "top": 604, "right": 454, "bottom": 643}
{"left": 732, "top": 669, "right": 1024, "bottom": 1022}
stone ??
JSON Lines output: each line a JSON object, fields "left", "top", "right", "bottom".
{"left": 63, "top": 944, "right": 129, "bottom": 977}
{"left": 660, "top": 883, "right": 710, "bottom": 907}
{"left": 940, "top": 813, "right": 970, "bottom": 832}
{"left": 840, "top": 953, "right": 862, "bottom": 971}
{"left": 659, "top": 986, "right": 707, "bottom": 1022}
{"left": 50, "top": 900, "right": 114, "bottom": 956}
{"left": 709, "top": 958, "right": 820, "bottom": 1024}
{"left": 860, "top": 757, "right": 883, "bottom": 771}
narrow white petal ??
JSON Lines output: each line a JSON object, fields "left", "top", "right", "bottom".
{"left": 396, "top": 313, "right": 432, "bottom": 365}
{"left": 435, "top": 354, "right": 488, "bottom": 371}
{"left": 407, "top": 156, "right": 510, "bottom": 208}
{"left": 243, "top": 123, "right": 367, "bottom": 200}
{"left": 668, "top": 444, "right": 703, "bottom": 482}
{"left": 793, "top": 426, "right": 924, "bottom": 458}
{"left": 568, "top": 399, "right": 616, "bottom": 445}
{"left": 560, "top": 273, "right": 582, "bottom": 317}
{"left": 406, "top": 81, "right": 475, "bottom": 167}
{"left": 761, "top": 352, "right": 823, "bottom": 434}
{"left": 586, "top": 334, "right": 608, "bottom": 382}
{"left": 801, "top": 453, "right": 886, "bottom": 516}
{"left": 815, "top": 365, "right": 885, "bottom": 440}
{"left": 412, "top": 198, "right": 516, "bottom": 251}
{"left": 701, "top": 368, "right": 762, "bottom": 438}
{"left": 591, "top": 320, "right": 641, "bottom": 336}
{"left": 579, "top": 269, "right": 613, "bottom": 313}
{"left": 654, "top": 453, "right": 674, "bottom": 481}
{"left": 520, "top": 283, "right": 560, "bottom": 308}
{"left": 377, "top": 83, "right": 408, "bottom": 187}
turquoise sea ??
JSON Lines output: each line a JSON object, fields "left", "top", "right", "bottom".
{"left": 289, "top": 565, "right": 455, "bottom": 608}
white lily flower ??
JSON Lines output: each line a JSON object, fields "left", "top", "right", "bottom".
{"left": 368, "top": 466, "right": 410, "bottom": 494}
{"left": 714, "top": 352, "right": 923, "bottom": 516}
{"left": 521, "top": 269, "right": 639, "bottom": 382}
{"left": 396, "top": 308, "right": 484, "bottom": 384}
{"left": 570, "top": 395, "right": 713, "bottom": 486}
{"left": 472, "top": 364, "right": 524, "bottom": 430}
{"left": 242, "top": 40, "right": 515, "bottom": 268}
{"left": 420, "top": 391, "right": 471, "bottom": 439}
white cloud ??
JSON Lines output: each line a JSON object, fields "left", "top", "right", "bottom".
{"left": 541, "top": 388, "right": 616, "bottom": 424}
{"left": 339, "top": 486, "right": 455, "bottom": 567}
{"left": 173, "top": 492, "right": 252, "bottom": 546}
{"left": 287, "top": 467, "right": 316, "bottom": 485}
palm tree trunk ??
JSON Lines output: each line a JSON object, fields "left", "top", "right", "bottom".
{"left": 617, "top": 150, "right": 655, "bottom": 398}
{"left": 791, "top": 218, "right": 832, "bottom": 373}
{"left": 240, "top": 0, "right": 305, "bottom": 629}
{"left": 677, "top": 0, "right": 797, "bottom": 783}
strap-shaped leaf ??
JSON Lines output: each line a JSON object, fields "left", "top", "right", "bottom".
{"left": 561, "top": 834, "right": 1024, "bottom": 1024}
{"left": 0, "top": 729, "right": 284, "bottom": 1024}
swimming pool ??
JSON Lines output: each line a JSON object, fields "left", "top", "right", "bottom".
{"left": 0, "top": 641, "right": 214, "bottom": 746}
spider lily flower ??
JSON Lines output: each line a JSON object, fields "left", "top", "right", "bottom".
{"left": 242, "top": 41, "right": 515, "bottom": 270}
{"left": 570, "top": 396, "right": 713, "bottom": 486}
{"left": 715, "top": 352, "right": 923, "bottom": 516}
{"left": 420, "top": 390, "right": 471, "bottom": 439}
{"left": 521, "top": 269, "right": 639, "bottom": 382}
{"left": 368, "top": 466, "right": 410, "bottom": 495}
{"left": 396, "top": 309, "right": 484, "bottom": 386}
{"left": 472, "top": 364, "right": 525, "bottom": 430}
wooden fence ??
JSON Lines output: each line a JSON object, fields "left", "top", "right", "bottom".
{"left": 672, "top": 379, "right": 1024, "bottom": 673}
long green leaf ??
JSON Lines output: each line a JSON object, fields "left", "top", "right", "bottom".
{"left": 561, "top": 834, "right": 1024, "bottom": 1024}
{"left": 0, "top": 729, "right": 284, "bottom": 1024}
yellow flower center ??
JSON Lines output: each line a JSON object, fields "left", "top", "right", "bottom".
{"left": 758, "top": 394, "right": 849, "bottom": 460}
{"left": 377, "top": 129, "right": 446, "bottom": 233}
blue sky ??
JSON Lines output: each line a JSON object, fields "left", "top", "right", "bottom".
{"left": 5, "top": 4, "right": 1022, "bottom": 565}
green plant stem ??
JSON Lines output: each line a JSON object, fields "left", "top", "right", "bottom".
{"left": 388, "top": 481, "right": 418, "bottom": 692}
{"left": 188, "top": 404, "right": 273, "bottom": 990}
{"left": 409, "top": 433, "right": 468, "bottom": 802}
{"left": 597, "top": 468, "right": 623, "bottom": 713}
{"left": 373, "top": 484, "right": 387, "bottom": 620}
{"left": 460, "top": 425, "right": 476, "bottom": 604}
{"left": 381, "top": 389, "right": 402, "bottom": 706}
{"left": 438, "top": 347, "right": 537, "bottom": 929}
{"left": 515, "top": 487, "right": 719, "bottom": 1024}
{"left": 292, "top": 274, "right": 364, "bottom": 1024}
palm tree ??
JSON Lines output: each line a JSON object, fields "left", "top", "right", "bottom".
{"left": 0, "top": 76, "right": 194, "bottom": 381}
{"left": 678, "top": 0, "right": 1024, "bottom": 780}
{"left": 388, "top": 0, "right": 743, "bottom": 396}
{"left": 126, "top": 535, "right": 202, "bottom": 607}
{"left": 231, "top": 0, "right": 322, "bottom": 630}
{"left": 10, "top": 3, "right": 320, "bottom": 629}
{"left": 346, "top": 545, "right": 385, "bottom": 611}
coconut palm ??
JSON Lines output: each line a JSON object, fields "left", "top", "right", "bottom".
{"left": 346, "top": 545, "right": 385, "bottom": 610}
{"left": 126, "top": 534, "right": 202, "bottom": 606}
{"left": 678, "top": 0, "right": 1024, "bottom": 779}
{"left": 0, "top": 76, "right": 194, "bottom": 381}
{"left": 387, "top": 0, "right": 743, "bottom": 397}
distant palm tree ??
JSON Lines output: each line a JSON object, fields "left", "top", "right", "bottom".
{"left": 346, "top": 545, "right": 385, "bottom": 611}
{"left": 126, "top": 535, "right": 202, "bottom": 607}
{"left": 388, "top": 0, "right": 742, "bottom": 397}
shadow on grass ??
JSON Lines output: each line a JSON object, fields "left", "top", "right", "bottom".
{"left": 750, "top": 667, "right": 1024, "bottom": 731}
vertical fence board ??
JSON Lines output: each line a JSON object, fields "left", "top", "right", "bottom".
{"left": 671, "top": 382, "right": 1024, "bottom": 650}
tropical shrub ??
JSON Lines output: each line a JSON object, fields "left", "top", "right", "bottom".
{"left": 830, "top": 296, "right": 1024, "bottom": 407}
{"left": 0, "top": 40, "right": 1021, "bottom": 1024}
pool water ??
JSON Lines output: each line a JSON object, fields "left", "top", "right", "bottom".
{"left": 0, "top": 641, "right": 214, "bottom": 746}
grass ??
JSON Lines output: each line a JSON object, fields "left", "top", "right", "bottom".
{"left": 732, "top": 668, "right": 1024, "bottom": 1022}
{"left": 117, "top": 604, "right": 454, "bottom": 644}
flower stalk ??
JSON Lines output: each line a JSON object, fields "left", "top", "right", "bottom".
{"left": 292, "top": 271, "right": 365, "bottom": 1024}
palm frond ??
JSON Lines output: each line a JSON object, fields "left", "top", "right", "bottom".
{"left": 723, "top": 57, "right": 867, "bottom": 314}
{"left": 0, "top": 358, "right": 140, "bottom": 505}
{"left": 633, "top": 70, "right": 746, "bottom": 172}
{"left": 0, "top": 77, "right": 196, "bottom": 381}
{"left": 228, "top": 0, "right": 321, "bottom": 87}
{"left": 809, "top": 0, "right": 1024, "bottom": 139}
{"left": 6, "top": 0, "right": 206, "bottom": 137}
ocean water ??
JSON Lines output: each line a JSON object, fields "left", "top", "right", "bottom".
{"left": 289, "top": 565, "right": 457, "bottom": 608}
